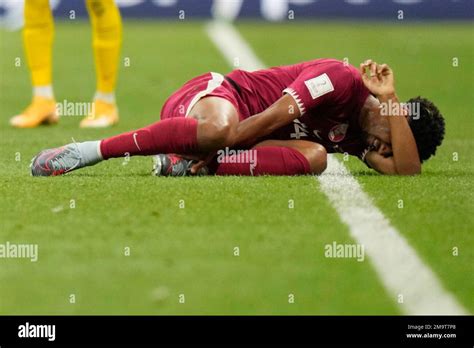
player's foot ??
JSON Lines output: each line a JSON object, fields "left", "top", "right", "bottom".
{"left": 10, "top": 96, "right": 58, "bottom": 128}
{"left": 152, "top": 154, "right": 208, "bottom": 177}
{"left": 79, "top": 100, "right": 119, "bottom": 128}
{"left": 30, "top": 143, "right": 84, "bottom": 176}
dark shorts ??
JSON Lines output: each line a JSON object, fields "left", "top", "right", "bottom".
{"left": 160, "top": 72, "right": 249, "bottom": 121}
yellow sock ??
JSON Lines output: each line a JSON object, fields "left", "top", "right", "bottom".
{"left": 23, "top": 0, "right": 54, "bottom": 87}
{"left": 86, "top": 0, "right": 122, "bottom": 94}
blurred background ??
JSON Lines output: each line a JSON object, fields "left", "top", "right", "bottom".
{"left": 1, "top": 0, "right": 473, "bottom": 29}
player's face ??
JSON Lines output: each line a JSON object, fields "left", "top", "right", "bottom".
{"left": 366, "top": 134, "right": 393, "bottom": 157}
{"left": 365, "top": 110, "right": 393, "bottom": 157}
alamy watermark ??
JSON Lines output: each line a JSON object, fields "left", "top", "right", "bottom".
{"left": 324, "top": 241, "right": 365, "bottom": 262}
{"left": 380, "top": 100, "right": 420, "bottom": 120}
{"left": 216, "top": 147, "right": 258, "bottom": 173}
{"left": 56, "top": 99, "right": 94, "bottom": 117}
{"left": 0, "top": 241, "right": 38, "bottom": 262}
{"left": 18, "top": 322, "right": 55, "bottom": 341}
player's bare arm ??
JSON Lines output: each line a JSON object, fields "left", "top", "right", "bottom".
{"left": 229, "top": 94, "right": 301, "bottom": 147}
{"left": 360, "top": 60, "right": 421, "bottom": 176}
{"left": 189, "top": 94, "right": 322, "bottom": 175}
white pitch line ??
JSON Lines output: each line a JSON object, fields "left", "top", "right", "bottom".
{"left": 319, "top": 157, "right": 467, "bottom": 314}
{"left": 205, "top": 20, "right": 468, "bottom": 315}
{"left": 206, "top": 21, "right": 265, "bottom": 72}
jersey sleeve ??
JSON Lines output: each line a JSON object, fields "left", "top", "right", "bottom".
{"left": 283, "top": 63, "right": 354, "bottom": 116}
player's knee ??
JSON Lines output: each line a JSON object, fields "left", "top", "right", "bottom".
{"left": 197, "top": 119, "right": 235, "bottom": 151}
{"left": 305, "top": 143, "right": 327, "bottom": 175}
{"left": 210, "top": 122, "right": 233, "bottom": 147}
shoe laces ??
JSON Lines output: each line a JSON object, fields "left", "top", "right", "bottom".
{"left": 50, "top": 145, "right": 81, "bottom": 173}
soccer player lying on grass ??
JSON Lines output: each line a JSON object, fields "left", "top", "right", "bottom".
{"left": 30, "top": 59, "right": 445, "bottom": 177}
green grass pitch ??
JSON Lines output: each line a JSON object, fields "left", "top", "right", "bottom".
{"left": 0, "top": 21, "right": 472, "bottom": 314}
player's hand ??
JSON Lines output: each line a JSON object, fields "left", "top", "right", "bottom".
{"left": 365, "top": 150, "right": 397, "bottom": 175}
{"left": 190, "top": 154, "right": 214, "bottom": 175}
{"left": 359, "top": 60, "right": 395, "bottom": 97}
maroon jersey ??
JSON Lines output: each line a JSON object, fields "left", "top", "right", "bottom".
{"left": 226, "top": 58, "right": 371, "bottom": 158}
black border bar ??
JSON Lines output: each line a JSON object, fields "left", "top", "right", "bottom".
{"left": 0, "top": 315, "right": 472, "bottom": 346}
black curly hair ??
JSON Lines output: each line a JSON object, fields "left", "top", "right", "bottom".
{"left": 406, "top": 96, "right": 445, "bottom": 162}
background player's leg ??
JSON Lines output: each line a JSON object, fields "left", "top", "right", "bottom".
{"left": 214, "top": 140, "right": 327, "bottom": 176}
{"left": 23, "top": 0, "right": 54, "bottom": 90}
{"left": 10, "top": 0, "right": 57, "bottom": 128}
{"left": 81, "top": 0, "right": 122, "bottom": 128}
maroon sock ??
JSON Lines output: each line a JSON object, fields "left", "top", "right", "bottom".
{"left": 215, "top": 146, "right": 310, "bottom": 176}
{"left": 100, "top": 118, "right": 199, "bottom": 159}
